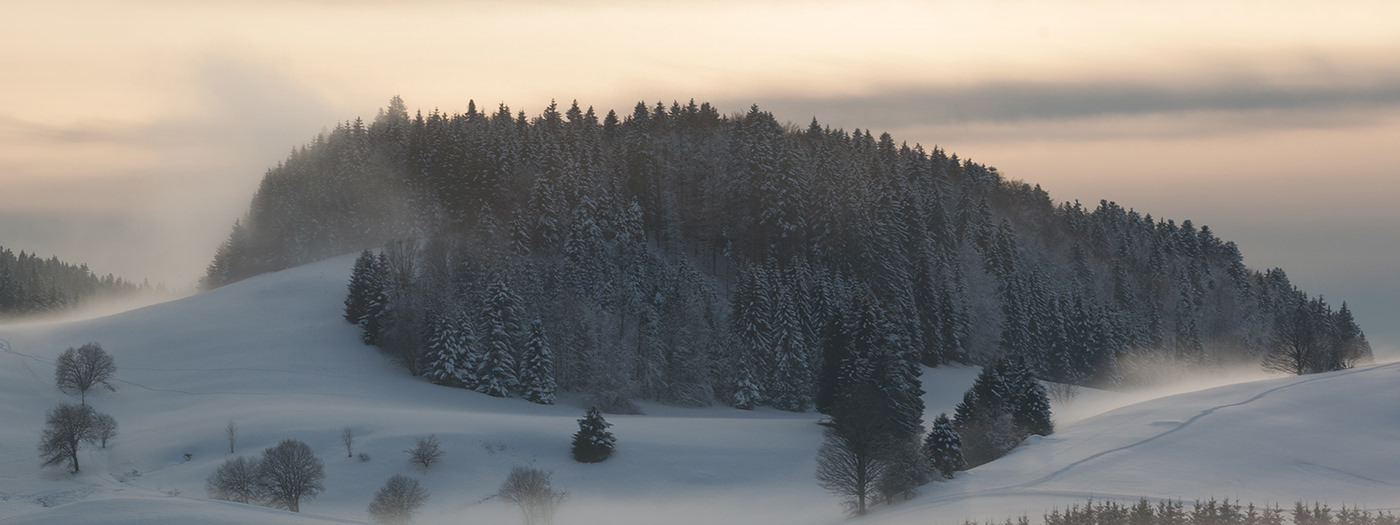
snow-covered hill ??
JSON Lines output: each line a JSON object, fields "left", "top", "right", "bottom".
{"left": 1, "top": 254, "right": 1395, "bottom": 524}
{"left": 868, "top": 363, "right": 1400, "bottom": 524}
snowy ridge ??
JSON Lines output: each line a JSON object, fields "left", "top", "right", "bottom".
{"left": 1, "top": 254, "right": 1396, "bottom": 524}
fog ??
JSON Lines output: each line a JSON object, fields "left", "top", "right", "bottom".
{"left": 0, "top": 56, "right": 341, "bottom": 289}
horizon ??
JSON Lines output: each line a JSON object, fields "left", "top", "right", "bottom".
{"left": 2, "top": 0, "right": 1397, "bottom": 348}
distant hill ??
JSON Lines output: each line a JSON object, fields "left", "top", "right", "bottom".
{"left": 203, "top": 96, "right": 1368, "bottom": 409}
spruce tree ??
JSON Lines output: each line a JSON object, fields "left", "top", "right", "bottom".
{"left": 476, "top": 281, "right": 522, "bottom": 397}
{"left": 422, "top": 311, "right": 464, "bottom": 386}
{"left": 344, "top": 250, "right": 377, "bottom": 324}
{"left": 358, "top": 254, "right": 390, "bottom": 346}
{"left": 571, "top": 406, "right": 615, "bottom": 463}
{"left": 922, "top": 413, "right": 963, "bottom": 479}
{"left": 519, "top": 319, "right": 556, "bottom": 405}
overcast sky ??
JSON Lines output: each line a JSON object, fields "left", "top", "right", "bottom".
{"left": 2, "top": 0, "right": 1397, "bottom": 348}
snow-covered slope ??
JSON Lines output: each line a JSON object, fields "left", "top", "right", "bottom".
{"left": 868, "top": 362, "right": 1400, "bottom": 524}
{"left": 0, "top": 254, "right": 896, "bottom": 524}
{"left": 1, "top": 254, "right": 1395, "bottom": 524}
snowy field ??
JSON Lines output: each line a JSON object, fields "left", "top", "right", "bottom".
{"left": 1, "top": 254, "right": 1396, "bottom": 524}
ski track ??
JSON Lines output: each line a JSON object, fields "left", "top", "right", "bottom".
{"left": 1016, "top": 363, "right": 1397, "bottom": 489}
{"left": 1295, "top": 461, "right": 1400, "bottom": 488}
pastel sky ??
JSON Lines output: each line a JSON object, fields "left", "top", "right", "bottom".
{"left": 2, "top": 0, "right": 1397, "bottom": 347}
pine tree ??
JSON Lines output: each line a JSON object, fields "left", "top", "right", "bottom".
{"left": 922, "top": 413, "right": 963, "bottom": 479}
{"left": 766, "top": 278, "right": 812, "bottom": 412}
{"left": 344, "top": 250, "right": 377, "bottom": 324}
{"left": 1008, "top": 359, "right": 1054, "bottom": 437}
{"left": 422, "top": 311, "right": 465, "bottom": 386}
{"left": 731, "top": 349, "right": 762, "bottom": 410}
{"left": 476, "top": 281, "right": 522, "bottom": 397}
{"left": 571, "top": 406, "right": 615, "bottom": 463}
{"left": 358, "top": 254, "right": 390, "bottom": 346}
{"left": 519, "top": 319, "right": 556, "bottom": 405}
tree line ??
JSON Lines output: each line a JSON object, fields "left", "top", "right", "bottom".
{"left": 962, "top": 497, "right": 1396, "bottom": 525}
{"left": 210, "top": 96, "right": 1369, "bottom": 413}
{"left": 0, "top": 246, "right": 155, "bottom": 319}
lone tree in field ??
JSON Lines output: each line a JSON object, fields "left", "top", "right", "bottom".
{"left": 367, "top": 474, "right": 429, "bottom": 525}
{"left": 207, "top": 455, "right": 263, "bottom": 504}
{"left": 257, "top": 438, "right": 325, "bottom": 512}
{"left": 570, "top": 407, "right": 615, "bottom": 463}
{"left": 90, "top": 412, "right": 118, "bottom": 448}
{"left": 38, "top": 403, "right": 96, "bottom": 474}
{"left": 54, "top": 342, "right": 115, "bottom": 405}
{"left": 405, "top": 435, "right": 444, "bottom": 471}
{"left": 343, "top": 426, "right": 355, "bottom": 458}
{"left": 498, "top": 465, "right": 567, "bottom": 525}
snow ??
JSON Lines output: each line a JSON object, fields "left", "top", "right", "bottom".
{"left": 1, "top": 253, "right": 1397, "bottom": 524}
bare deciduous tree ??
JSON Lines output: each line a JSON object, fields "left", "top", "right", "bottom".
{"left": 405, "top": 435, "right": 443, "bottom": 471}
{"left": 54, "top": 342, "right": 115, "bottom": 405}
{"left": 91, "top": 412, "right": 118, "bottom": 448}
{"left": 226, "top": 420, "right": 237, "bottom": 454}
{"left": 343, "top": 426, "right": 354, "bottom": 458}
{"left": 257, "top": 439, "right": 325, "bottom": 512}
{"left": 38, "top": 403, "right": 96, "bottom": 474}
{"left": 498, "top": 466, "right": 566, "bottom": 525}
{"left": 207, "top": 455, "right": 263, "bottom": 504}
{"left": 815, "top": 426, "right": 888, "bottom": 516}
{"left": 367, "top": 474, "right": 429, "bottom": 525}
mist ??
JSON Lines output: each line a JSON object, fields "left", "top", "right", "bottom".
{"left": 0, "top": 55, "right": 342, "bottom": 290}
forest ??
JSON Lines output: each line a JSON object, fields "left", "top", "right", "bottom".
{"left": 204, "top": 96, "right": 1371, "bottom": 414}
{"left": 0, "top": 246, "right": 154, "bottom": 320}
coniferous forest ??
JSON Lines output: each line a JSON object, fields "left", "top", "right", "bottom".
{"left": 0, "top": 246, "right": 154, "bottom": 320}
{"left": 204, "top": 96, "right": 1371, "bottom": 416}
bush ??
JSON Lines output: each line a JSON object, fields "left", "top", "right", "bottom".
{"left": 498, "top": 466, "right": 566, "bottom": 525}
{"left": 405, "top": 435, "right": 444, "bottom": 471}
{"left": 367, "top": 474, "right": 429, "bottom": 525}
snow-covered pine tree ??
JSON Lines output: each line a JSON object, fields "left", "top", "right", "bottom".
{"left": 358, "top": 254, "right": 391, "bottom": 346}
{"left": 731, "top": 349, "right": 763, "bottom": 410}
{"left": 766, "top": 271, "right": 812, "bottom": 412}
{"left": 344, "top": 250, "right": 376, "bottom": 324}
{"left": 422, "top": 311, "right": 465, "bottom": 386}
{"left": 519, "top": 319, "right": 556, "bottom": 405}
{"left": 571, "top": 406, "right": 615, "bottom": 463}
{"left": 922, "top": 413, "right": 963, "bottom": 479}
{"left": 475, "top": 281, "right": 522, "bottom": 397}
{"left": 1007, "top": 358, "right": 1054, "bottom": 437}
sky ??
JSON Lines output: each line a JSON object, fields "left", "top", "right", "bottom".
{"left": 1, "top": 0, "right": 1397, "bottom": 347}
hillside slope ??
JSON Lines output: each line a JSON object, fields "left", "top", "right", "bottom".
{"left": 867, "top": 362, "right": 1400, "bottom": 524}
{"left": 0, "top": 254, "right": 847, "bottom": 524}
{"left": 0, "top": 254, "right": 1393, "bottom": 524}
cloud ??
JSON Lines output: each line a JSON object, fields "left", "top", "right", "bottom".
{"left": 722, "top": 67, "right": 1400, "bottom": 140}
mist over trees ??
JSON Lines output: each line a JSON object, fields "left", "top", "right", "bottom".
{"left": 0, "top": 246, "right": 155, "bottom": 320}
{"left": 207, "top": 96, "right": 1369, "bottom": 412}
